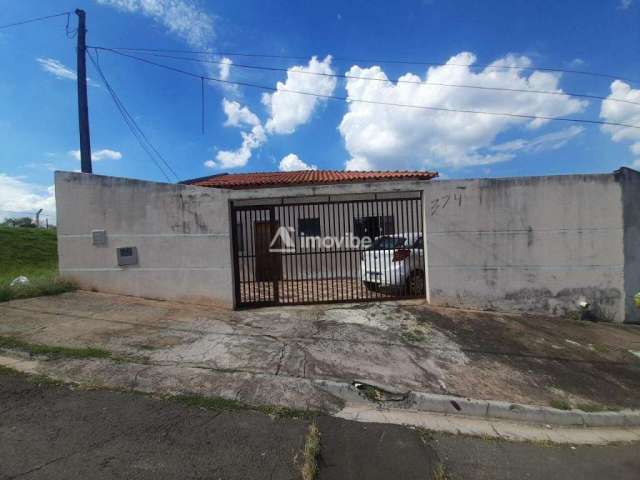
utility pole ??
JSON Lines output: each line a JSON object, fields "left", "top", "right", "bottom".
{"left": 76, "top": 9, "right": 92, "bottom": 174}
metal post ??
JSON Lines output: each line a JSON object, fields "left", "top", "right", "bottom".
{"left": 76, "top": 9, "right": 92, "bottom": 173}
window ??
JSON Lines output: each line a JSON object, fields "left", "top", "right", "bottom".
{"left": 353, "top": 215, "right": 395, "bottom": 239}
{"left": 298, "top": 218, "right": 321, "bottom": 236}
{"left": 353, "top": 216, "right": 379, "bottom": 240}
{"left": 380, "top": 216, "right": 395, "bottom": 235}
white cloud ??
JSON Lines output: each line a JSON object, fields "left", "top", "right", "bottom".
{"left": 96, "top": 0, "right": 214, "bottom": 48}
{"left": 620, "top": 0, "right": 633, "bottom": 9}
{"left": 0, "top": 174, "right": 56, "bottom": 218}
{"left": 37, "top": 58, "right": 100, "bottom": 87}
{"left": 69, "top": 149, "right": 123, "bottom": 162}
{"left": 37, "top": 58, "right": 76, "bottom": 81}
{"left": 219, "top": 57, "right": 232, "bottom": 81}
{"left": 262, "top": 55, "right": 337, "bottom": 135}
{"left": 208, "top": 125, "right": 266, "bottom": 168}
{"left": 222, "top": 99, "right": 260, "bottom": 128}
{"left": 340, "top": 52, "right": 587, "bottom": 171}
{"left": 600, "top": 80, "right": 640, "bottom": 155}
{"left": 278, "top": 153, "right": 317, "bottom": 171}
{"left": 600, "top": 80, "right": 640, "bottom": 163}
{"left": 490, "top": 126, "right": 584, "bottom": 157}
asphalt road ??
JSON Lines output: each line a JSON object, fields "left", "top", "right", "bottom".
{"left": 0, "top": 371, "right": 638, "bottom": 480}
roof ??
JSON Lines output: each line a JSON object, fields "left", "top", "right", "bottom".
{"left": 182, "top": 170, "right": 438, "bottom": 189}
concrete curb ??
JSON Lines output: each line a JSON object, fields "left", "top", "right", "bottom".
{"left": 314, "top": 380, "right": 640, "bottom": 428}
{"left": 404, "top": 391, "right": 640, "bottom": 428}
{"left": 2, "top": 351, "right": 638, "bottom": 430}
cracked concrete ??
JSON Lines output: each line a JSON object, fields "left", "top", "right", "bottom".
{"left": 1, "top": 291, "right": 639, "bottom": 411}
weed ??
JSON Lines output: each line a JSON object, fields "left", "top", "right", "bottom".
{"left": 359, "top": 385, "right": 385, "bottom": 402}
{"left": 0, "top": 335, "right": 111, "bottom": 360}
{"left": 591, "top": 344, "right": 609, "bottom": 354}
{"left": 400, "top": 329, "right": 426, "bottom": 343}
{"left": 415, "top": 427, "right": 435, "bottom": 444}
{"left": 27, "top": 374, "right": 66, "bottom": 386}
{"left": 575, "top": 403, "right": 621, "bottom": 413}
{"left": 549, "top": 399, "right": 571, "bottom": 410}
{"left": 172, "top": 393, "right": 319, "bottom": 419}
{"left": 565, "top": 310, "right": 582, "bottom": 322}
{"left": 0, "top": 277, "right": 76, "bottom": 303}
{"left": 432, "top": 462, "right": 449, "bottom": 480}
{"left": 301, "top": 421, "right": 321, "bottom": 480}
{"left": 0, "top": 365, "right": 21, "bottom": 376}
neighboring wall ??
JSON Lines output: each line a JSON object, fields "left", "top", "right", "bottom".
{"left": 423, "top": 173, "right": 628, "bottom": 322}
{"left": 55, "top": 172, "right": 235, "bottom": 307}
{"left": 619, "top": 167, "right": 640, "bottom": 323}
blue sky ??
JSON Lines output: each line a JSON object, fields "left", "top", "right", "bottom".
{"left": 1, "top": 0, "right": 639, "bottom": 220}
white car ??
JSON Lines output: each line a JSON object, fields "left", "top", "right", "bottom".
{"left": 360, "top": 233, "right": 425, "bottom": 296}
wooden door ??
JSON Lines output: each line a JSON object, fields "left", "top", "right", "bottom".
{"left": 254, "top": 220, "right": 282, "bottom": 283}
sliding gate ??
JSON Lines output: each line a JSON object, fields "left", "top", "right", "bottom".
{"left": 230, "top": 195, "right": 424, "bottom": 308}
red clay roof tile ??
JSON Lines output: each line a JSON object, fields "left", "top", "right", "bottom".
{"left": 183, "top": 170, "right": 438, "bottom": 189}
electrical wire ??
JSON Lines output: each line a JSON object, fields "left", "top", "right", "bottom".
{"left": 87, "top": 50, "right": 180, "bottom": 182}
{"left": 0, "top": 12, "right": 71, "bottom": 30}
{"left": 94, "top": 47, "right": 640, "bottom": 107}
{"left": 100, "top": 45, "right": 640, "bottom": 86}
{"left": 92, "top": 48, "right": 640, "bottom": 131}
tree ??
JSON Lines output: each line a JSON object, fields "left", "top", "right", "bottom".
{"left": 1, "top": 217, "right": 36, "bottom": 228}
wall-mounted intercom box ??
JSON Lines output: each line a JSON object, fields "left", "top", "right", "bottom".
{"left": 117, "top": 246, "right": 138, "bottom": 266}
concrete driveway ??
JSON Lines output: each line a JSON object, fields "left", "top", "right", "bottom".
{"left": 1, "top": 291, "right": 639, "bottom": 410}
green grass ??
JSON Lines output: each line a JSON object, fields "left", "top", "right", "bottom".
{"left": 432, "top": 463, "right": 450, "bottom": 480}
{"left": 549, "top": 399, "right": 572, "bottom": 410}
{"left": 0, "top": 335, "right": 111, "bottom": 360}
{"left": 0, "top": 227, "right": 58, "bottom": 281}
{"left": 0, "top": 226, "right": 75, "bottom": 302}
{"left": 172, "top": 393, "right": 319, "bottom": 419}
{"left": 575, "top": 403, "right": 621, "bottom": 413}
{"left": 301, "top": 421, "right": 321, "bottom": 480}
{"left": 400, "top": 328, "right": 427, "bottom": 344}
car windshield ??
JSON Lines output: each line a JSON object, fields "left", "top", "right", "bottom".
{"left": 371, "top": 236, "right": 405, "bottom": 250}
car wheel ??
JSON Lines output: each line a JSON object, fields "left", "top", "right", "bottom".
{"left": 406, "top": 270, "right": 425, "bottom": 296}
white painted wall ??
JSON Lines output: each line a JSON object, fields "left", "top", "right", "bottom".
{"left": 423, "top": 174, "right": 627, "bottom": 321}
{"left": 55, "top": 172, "right": 235, "bottom": 307}
{"left": 55, "top": 169, "right": 637, "bottom": 321}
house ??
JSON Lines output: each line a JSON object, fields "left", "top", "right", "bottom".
{"left": 54, "top": 167, "right": 640, "bottom": 322}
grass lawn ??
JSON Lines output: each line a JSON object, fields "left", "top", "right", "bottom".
{"left": 0, "top": 227, "right": 75, "bottom": 302}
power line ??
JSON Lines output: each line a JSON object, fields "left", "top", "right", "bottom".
{"left": 91, "top": 48, "right": 640, "bottom": 131}
{"left": 0, "top": 12, "right": 70, "bottom": 30}
{"left": 87, "top": 50, "right": 180, "bottom": 182}
{"left": 94, "top": 47, "right": 640, "bottom": 107}
{"left": 100, "top": 45, "right": 640, "bottom": 86}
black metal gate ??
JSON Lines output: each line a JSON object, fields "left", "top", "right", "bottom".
{"left": 230, "top": 195, "right": 424, "bottom": 308}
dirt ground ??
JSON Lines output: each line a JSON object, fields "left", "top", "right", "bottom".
{"left": 1, "top": 291, "right": 639, "bottom": 410}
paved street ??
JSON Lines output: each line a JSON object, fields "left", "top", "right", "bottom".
{"left": 1, "top": 370, "right": 639, "bottom": 480}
